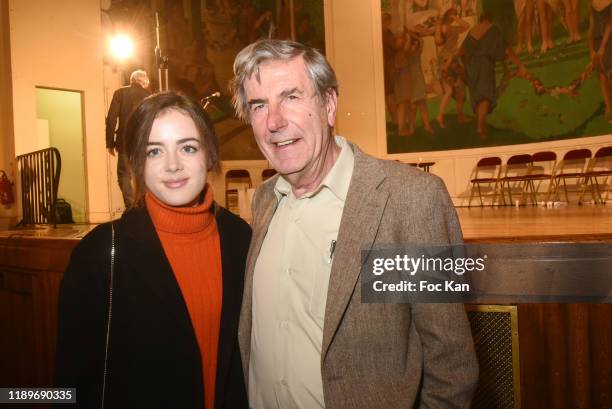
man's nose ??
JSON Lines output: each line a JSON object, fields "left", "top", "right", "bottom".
{"left": 266, "top": 104, "right": 288, "bottom": 132}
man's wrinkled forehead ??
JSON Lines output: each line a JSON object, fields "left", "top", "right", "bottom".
{"left": 246, "top": 55, "right": 311, "bottom": 87}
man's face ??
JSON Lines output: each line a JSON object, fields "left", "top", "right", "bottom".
{"left": 141, "top": 78, "right": 150, "bottom": 89}
{"left": 243, "top": 56, "right": 337, "bottom": 183}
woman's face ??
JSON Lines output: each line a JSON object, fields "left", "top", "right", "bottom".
{"left": 144, "top": 109, "right": 208, "bottom": 207}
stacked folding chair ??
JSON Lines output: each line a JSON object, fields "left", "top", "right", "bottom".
{"left": 579, "top": 146, "right": 612, "bottom": 204}
{"left": 499, "top": 154, "right": 533, "bottom": 206}
{"left": 550, "top": 149, "right": 592, "bottom": 203}
{"left": 523, "top": 151, "right": 557, "bottom": 204}
{"left": 468, "top": 157, "right": 503, "bottom": 206}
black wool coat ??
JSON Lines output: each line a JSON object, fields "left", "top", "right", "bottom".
{"left": 54, "top": 205, "right": 251, "bottom": 409}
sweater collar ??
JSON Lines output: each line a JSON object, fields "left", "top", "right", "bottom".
{"left": 145, "top": 184, "right": 215, "bottom": 234}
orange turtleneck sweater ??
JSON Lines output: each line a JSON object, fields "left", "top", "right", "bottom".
{"left": 146, "top": 186, "right": 222, "bottom": 409}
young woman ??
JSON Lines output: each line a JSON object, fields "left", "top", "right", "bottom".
{"left": 54, "top": 92, "right": 250, "bottom": 409}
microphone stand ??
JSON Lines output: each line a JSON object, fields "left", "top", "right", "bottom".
{"left": 155, "top": 12, "right": 169, "bottom": 92}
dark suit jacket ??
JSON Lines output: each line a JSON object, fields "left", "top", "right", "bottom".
{"left": 55, "top": 205, "right": 250, "bottom": 409}
{"left": 105, "top": 84, "right": 150, "bottom": 151}
{"left": 239, "top": 143, "right": 479, "bottom": 409}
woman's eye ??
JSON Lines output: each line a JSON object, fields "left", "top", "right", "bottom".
{"left": 182, "top": 145, "right": 198, "bottom": 153}
{"left": 287, "top": 94, "right": 298, "bottom": 100}
{"left": 252, "top": 103, "right": 264, "bottom": 112}
{"left": 146, "top": 148, "right": 161, "bottom": 158}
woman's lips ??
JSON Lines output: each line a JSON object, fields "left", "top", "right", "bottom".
{"left": 163, "top": 178, "right": 188, "bottom": 189}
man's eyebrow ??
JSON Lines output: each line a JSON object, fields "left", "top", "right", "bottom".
{"left": 280, "top": 87, "right": 303, "bottom": 98}
{"left": 247, "top": 98, "right": 267, "bottom": 107}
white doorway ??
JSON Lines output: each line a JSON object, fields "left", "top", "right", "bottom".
{"left": 35, "top": 87, "right": 87, "bottom": 223}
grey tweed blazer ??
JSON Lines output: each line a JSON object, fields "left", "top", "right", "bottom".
{"left": 239, "top": 143, "right": 478, "bottom": 409}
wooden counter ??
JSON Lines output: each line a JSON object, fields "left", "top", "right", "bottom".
{"left": 0, "top": 219, "right": 610, "bottom": 408}
{"left": 0, "top": 233, "right": 79, "bottom": 389}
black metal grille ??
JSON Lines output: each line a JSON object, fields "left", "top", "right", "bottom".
{"left": 468, "top": 309, "right": 518, "bottom": 409}
{"left": 16, "top": 148, "right": 61, "bottom": 226}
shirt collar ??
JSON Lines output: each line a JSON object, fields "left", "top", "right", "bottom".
{"left": 273, "top": 136, "right": 355, "bottom": 201}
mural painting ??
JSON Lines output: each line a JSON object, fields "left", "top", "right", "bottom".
{"left": 382, "top": 0, "right": 612, "bottom": 153}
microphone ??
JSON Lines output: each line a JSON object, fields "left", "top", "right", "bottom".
{"left": 201, "top": 92, "right": 221, "bottom": 103}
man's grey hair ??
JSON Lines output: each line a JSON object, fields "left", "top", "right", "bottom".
{"left": 130, "top": 70, "right": 149, "bottom": 87}
{"left": 229, "top": 39, "right": 338, "bottom": 122}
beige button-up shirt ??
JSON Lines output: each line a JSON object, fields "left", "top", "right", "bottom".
{"left": 248, "top": 136, "right": 355, "bottom": 409}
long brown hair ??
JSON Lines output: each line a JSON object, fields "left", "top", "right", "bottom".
{"left": 123, "top": 91, "right": 219, "bottom": 208}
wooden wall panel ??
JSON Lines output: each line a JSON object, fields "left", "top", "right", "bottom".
{"left": 0, "top": 236, "right": 77, "bottom": 391}
{"left": 0, "top": 235, "right": 610, "bottom": 409}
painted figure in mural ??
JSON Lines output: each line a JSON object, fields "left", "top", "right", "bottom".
{"left": 563, "top": 0, "right": 583, "bottom": 44}
{"left": 296, "top": 13, "right": 317, "bottom": 48}
{"left": 166, "top": 3, "right": 192, "bottom": 64}
{"left": 435, "top": 0, "right": 475, "bottom": 17}
{"left": 276, "top": 0, "right": 293, "bottom": 40}
{"left": 395, "top": 27, "right": 434, "bottom": 136}
{"left": 589, "top": 0, "right": 612, "bottom": 120}
{"left": 435, "top": 6, "right": 471, "bottom": 127}
{"left": 254, "top": 9, "right": 277, "bottom": 40}
{"left": 460, "top": 12, "right": 527, "bottom": 138}
{"left": 537, "top": 0, "right": 562, "bottom": 53}
{"left": 182, "top": 40, "right": 221, "bottom": 99}
{"left": 407, "top": 0, "right": 432, "bottom": 14}
{"left": 515, "top": 0, "right": 536, "bottom": 54}
{"left": 404, "top": 0, "right": 439, "bottom": 28}
{"left": 461, "top": 0, "right": 477, "bottom": 16}
{"left": 237, "top": 0, "right": 260, "bottom": 45}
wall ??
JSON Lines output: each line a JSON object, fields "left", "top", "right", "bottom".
{"left": 8, "top": 0, "right": 111, "bottom": 222}
{"left": 0, "top": 0, "right": 17, "bottom": 227}
{"left": 324, "top": 0, "right": 381, "bottom": 156}
{"left": 4, "top": 0, "right": 612, "bottom": 226}
{"left": 324, "top": 0, "right": 612, "bottom": 204}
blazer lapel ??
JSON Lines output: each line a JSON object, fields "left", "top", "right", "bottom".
{"left": 321, "top": 148, "right": 389, "bottom": 361}
{"left": 238, "top": 182, "right": 279, "bottom": 381}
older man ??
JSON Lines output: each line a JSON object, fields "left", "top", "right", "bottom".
{"left": 231, "top": 39, "right": 478, "bottom": 409}
{"left": 105, "top": 69, "right": 150, "bottom": 208}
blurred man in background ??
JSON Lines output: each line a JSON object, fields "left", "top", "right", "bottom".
{"left": 106, "top": 69, "right": 150, "bottom": 208}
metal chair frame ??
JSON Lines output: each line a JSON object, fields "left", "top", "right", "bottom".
{"left": 523, "top": 151, "right": 557, "bottom": 204}
{"left": 468, "top": 157, "right": 503, "bottom": 206}
{"left": 499, "top": 154, "right": 534, "bottom": 206}
{"left": 550, "top": 149, "right": 592, "bottom": 203}
{"left": 578, "top": 146, "right": 612, "bottom": 204}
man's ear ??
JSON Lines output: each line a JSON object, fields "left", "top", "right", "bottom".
{"left": 325, "top": 89, "right": 338, "bottom": 128}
